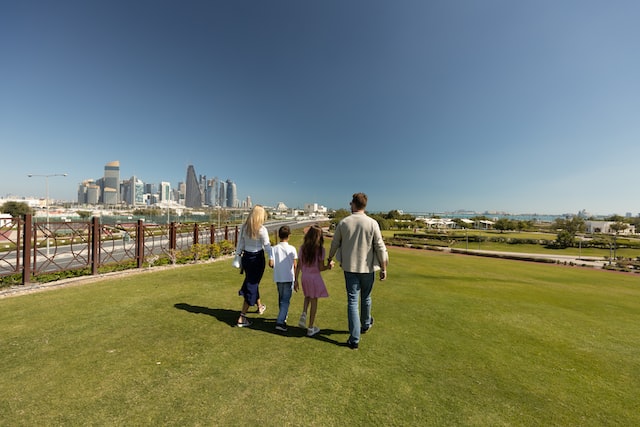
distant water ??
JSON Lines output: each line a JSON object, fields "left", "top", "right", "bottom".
{"left": 407, "top": 212, "right": 573, "bottom": 222}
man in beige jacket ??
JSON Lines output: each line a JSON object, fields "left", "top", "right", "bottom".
{"left": 328, "top": 192, "right": 388, "bottom": 350}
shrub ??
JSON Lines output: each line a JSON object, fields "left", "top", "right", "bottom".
{"left": 219, "top": 240, "right": 235, "bottom": 255}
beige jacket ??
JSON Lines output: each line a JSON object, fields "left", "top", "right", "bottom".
{"left": 329, "top": 212, "right": 388, "bottom": 273}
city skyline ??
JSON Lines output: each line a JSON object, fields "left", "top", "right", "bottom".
{"left": 7, "top": 158, "right": 640, "bottom": 217}
{"left": 72, "top": 161, "right": 249, "bottom": 209}
{"left": 3, "top": 2, "right": 640, "bottom": 215}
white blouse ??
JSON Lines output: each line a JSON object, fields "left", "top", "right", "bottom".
{"left": 236, "top": 225, "right": 272, "bottom": 257}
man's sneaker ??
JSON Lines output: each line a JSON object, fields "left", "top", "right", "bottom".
{"left": 346, "top": 340, "right": 359, "bottom": 350}
{"left": 307, "top": 326, "right": 320, "bottom": 337}
{"left": 298, "top": 312, "right": 307, "bottom": 328}
{"left": 258, "top": 304, "right": 266, "bottom": 315}
{"left": 275, "top": 324, "right": 288, "bottom": 332}
{"left": 361, "top": 316, "right": 375, "bottom": 333}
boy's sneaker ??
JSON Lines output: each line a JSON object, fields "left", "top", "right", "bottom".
{"left": 307, "top": 326, "right": 320, "bottom": 337}
{"left": 258, "top": 304, "right": 266, "bottom": 315}
{"left": 298, "top": 312, "right": 307, "bottom": 328}
{"left": 361, "top": 316, "right": 375, "bottom": 333}
{"left": 275, "top": 324, "right": 287, "bottom": 332}
{"left": 346, "top": 340, "right": 359, "bottom": 350}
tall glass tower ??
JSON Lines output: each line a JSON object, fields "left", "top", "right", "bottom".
{"left": 218, "top": 180, "right": 227, "bottom": 207}
{"left": 103, "top": 160, "right": 120, "bottom": 205}
{"left": 226, "top": 179, "right": 237, "bottom": 208}
{"left": 185, "top": 165, "right": 202, "bottom": 208}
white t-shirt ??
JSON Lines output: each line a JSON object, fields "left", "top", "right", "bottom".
{"left": 271, "top": 241, "right": 298, "bottom": 283}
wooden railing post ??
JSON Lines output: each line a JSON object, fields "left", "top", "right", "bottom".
{"left": 91, "top": 217, "right": 100, "bottom": 275}
{"left": 22, "top": 214, "right": 32, "bottom": 285}
{"left": 169, "top": 222, "right": 176, "bottom": 251}
{"left": 136, "top": 220, "right": 144, "bottom": 268}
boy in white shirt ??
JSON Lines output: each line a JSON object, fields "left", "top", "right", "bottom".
{"left": 269, "top": 226, "right": 298, "bottom": 332}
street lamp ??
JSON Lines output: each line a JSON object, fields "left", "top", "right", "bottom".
{"left": 27, "top": 173, "right": 68, "bottom": 256}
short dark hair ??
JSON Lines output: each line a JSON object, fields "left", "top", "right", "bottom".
{"left": 351, "top": 193, "right": 368, "bottom": 210}
{"left": 278, "top": 225, "right": 291, "bottom": 239}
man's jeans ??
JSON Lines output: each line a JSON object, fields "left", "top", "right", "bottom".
{"left": 344, "top": 271, "right": 375, "bottom": 343}
{"left": 276, "top": 282, "right": 294, "bottom": 325}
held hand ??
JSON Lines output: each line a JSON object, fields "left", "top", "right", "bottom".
{"left": 328, "top": 260, "right": 335, "bottom": 269}
{"left": 268, "top": 259, "right": 274, "bottom": 268}
{"left": 294, "top": 281, "right": 299, "bottom": 292}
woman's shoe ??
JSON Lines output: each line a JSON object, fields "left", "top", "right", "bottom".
{"left": 237, "top": 314, "right": 251, "bottom": 328}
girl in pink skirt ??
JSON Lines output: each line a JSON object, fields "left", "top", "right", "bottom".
{"left": 295, "top": 225, "right": 333, "bottom": 337}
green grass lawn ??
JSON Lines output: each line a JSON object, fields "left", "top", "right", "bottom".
{"left": 1, "top": 247, "right": 639, "bottom": 426}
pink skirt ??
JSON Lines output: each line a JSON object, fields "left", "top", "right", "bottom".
{"left": 301, "top": 274, "right": 329, "bottom": 298}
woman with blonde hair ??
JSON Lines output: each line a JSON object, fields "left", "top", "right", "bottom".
{"left": 235, "top": 205, "right": 272, "bottom": 327}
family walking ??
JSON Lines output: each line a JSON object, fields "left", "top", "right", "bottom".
{"left": 234, "top": 193, "right": 388, "bottom": 350}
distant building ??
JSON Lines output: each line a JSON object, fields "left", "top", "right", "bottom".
{"left": 103, "top": 187, "right": 118, "bottom": 205}
{"left": 304, "top": 203, "right": 328, "bottom": 216}
{"left": 185, "top": 165, "right": 202, "bottom": 208}
{"left": 86, "top": 183, "right": 100, "bottom": 205}
{"left": 122, "top": 176, "right": 145, "bottom": 206}
{"left": 218, "top": 180, "right": 226, "bottom": 207}
{"left": 103, "top": 161, "right": 120, "bottom": 205}
{"left": 159, "top": 181, "right": 171, "bottom": 203}
{"left": 77, "top": 179, "right": 100, "bottom": 205}
{"left": 226, "top": 179, "right": 236, "bottom": 208}
{"left": 205, "top": 178, "right": 216, "bottom": 206}
{"left": 584, "top": 221, "right": 636, "bottom": 235}
{"left": 175, "top": 182, "right": 185, "bottom": 205}
{"left": 145, "top": 183, "right": 157, "bottom": 196}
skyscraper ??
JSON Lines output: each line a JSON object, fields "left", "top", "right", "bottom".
{"left": 159, "top": 182, "right": 171, "bottom": 203}
{"left": 226, "top": 179, "right": 237, "bottom": 208}
{"left": 205, "top": 178, "right": 216, "bottom": 206}
{"left": 218, "top": 180, "right": 227, "bottom": 207}
{"left": 103, "top": 161, "right": 120, "bottom": 205}
{"left": 185, "top": 165, "right": 202, "bottom": 208}
{"left": 122, "top": 176, "right": 145, "bottom": 206}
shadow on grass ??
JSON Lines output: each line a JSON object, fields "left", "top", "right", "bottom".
{"left": 174, "top": 302, "right": 349, "bottom": 347}
{"left": 174, "top": 303, "right": 238, "bottom": 327}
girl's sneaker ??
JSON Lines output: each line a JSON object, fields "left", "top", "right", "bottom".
{"left": 258, "top": 304, "right": 266, "bottom": 315}
{"left": 298, "top": 312, "right": 307, "bottom": 328}
{"left": 307, "top": 326, "right": 320, "bottom": 337}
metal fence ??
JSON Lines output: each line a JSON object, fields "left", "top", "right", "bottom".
{"left": 0, "top": 214, "right": 239, "bottom": 285}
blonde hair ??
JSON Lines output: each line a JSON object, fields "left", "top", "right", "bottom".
{"left": 244, "top": 205, "right": 267, "bottom": 239}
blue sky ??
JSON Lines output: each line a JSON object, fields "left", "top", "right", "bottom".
{"left": 2, "top": 1, "right": 640, "bottom": 215}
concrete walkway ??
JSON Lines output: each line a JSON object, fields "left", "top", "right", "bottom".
{"left": 447, "top": 248, "right": 607, "bottom": 268}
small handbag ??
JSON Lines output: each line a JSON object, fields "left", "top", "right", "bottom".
{"left": 232, "top": 227, "right": 243, "bottom": 269}
{"left": 232, "top": 254, "right": 242, "bottom": 268}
